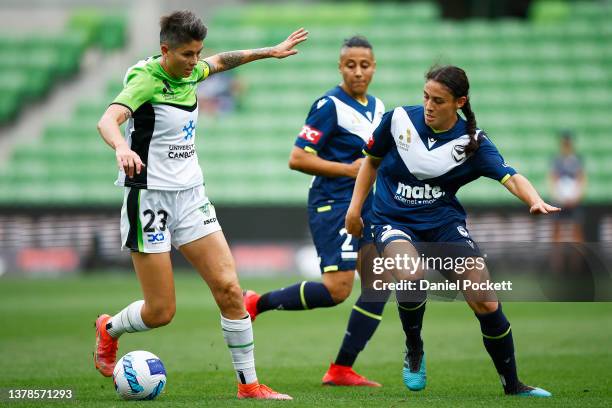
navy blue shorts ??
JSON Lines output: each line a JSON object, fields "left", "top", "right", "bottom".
{"left": 308, "top": 202, "right": 373, "bottom": 274}
{"left": 371, "top": 220, "right": 482, "bottom": 264}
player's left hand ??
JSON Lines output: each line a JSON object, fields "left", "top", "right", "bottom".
{"left": 530, "top": 201, "right": 561, "bottom": 215}
{"left": 345, "top": 208, "right": 364, "bottom": 238}
{"left": 269, "top": 28, "right": 308, "bottom": 58}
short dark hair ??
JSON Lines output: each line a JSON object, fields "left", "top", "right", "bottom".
{"left": 560, "top": 129, "right": 574, "bottom": 142}
{"left": 342, "top": 35, "right": 373, "bottom": 50}
{"left": 160, "top": 10, "right": 207, "bottom": 48}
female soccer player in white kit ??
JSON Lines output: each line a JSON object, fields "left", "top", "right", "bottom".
{"left": 95, "top": 10, "right": 307, "bottom": 400}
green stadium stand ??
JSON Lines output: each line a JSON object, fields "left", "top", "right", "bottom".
{"left": 68, "top": 10, "right": 127, "bottom": 50}
{"left": 0, "top": 11, "right": 126, "bottom": 124}
{"left": 0, "top": 2, "right": 610, "bottom": 206}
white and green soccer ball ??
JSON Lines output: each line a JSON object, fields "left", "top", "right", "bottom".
{"left": 113, "top": 350, "right": 166, "bottom": 400}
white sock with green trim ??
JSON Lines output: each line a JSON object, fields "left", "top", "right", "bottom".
{"left": 220, "top": 314, "right": 257, "bottom": 384}
{"left": 107, "top": 300, "right": 150, "bottom": 338}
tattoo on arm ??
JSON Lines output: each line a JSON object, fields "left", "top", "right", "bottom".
{"left": 211, "top": 47, "right": 273, "bottom": 73}
{"left": 111, "top": 107, "right": 131, "bottom": 127}
{"left": 217, "top": 51, "right": 245, "bottom": 71}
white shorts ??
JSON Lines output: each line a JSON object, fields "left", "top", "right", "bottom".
{"left": 120, "top": 185, "right": 221, "bottom": 253}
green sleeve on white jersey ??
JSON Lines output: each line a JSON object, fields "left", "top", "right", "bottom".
{"left": 196, "top": 59, "right": 211, "bottom": 83}
{"left": 112, "top": 65, "right": 155, "bottom": 112}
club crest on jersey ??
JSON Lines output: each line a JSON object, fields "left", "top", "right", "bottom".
{"left": 452, "top": 144, "right": 466, "bottom": 162}
{"left": 299, "top": 125, "right": 322, "bottom": 144}
{"left": 457, "top": 225, "right": 469, "bottom": 238}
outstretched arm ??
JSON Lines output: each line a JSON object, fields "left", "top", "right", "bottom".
{"left": 504, "top": 174, "right": 561, "bottom": 215}
{"left": 204, "top": 28, "right": 308, "bottom": 74}
{"left": 346, "top": 156, "right": 381, "bottom": 237}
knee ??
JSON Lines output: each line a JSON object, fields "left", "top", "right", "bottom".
{"left": 144, "top": 302, "right": 176, "bottom": 328}
{"left": 214, "top": 280, "right": 243, "bottom": 309}
{"left": 469, "top": 301, "right": 498, "bottom": 315}
{"left": 325, "top": 278, "right": 353, "bottom": 304}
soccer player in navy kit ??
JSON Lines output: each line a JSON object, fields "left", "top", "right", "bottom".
{"left": 347, "top": 65, "right": 556, "bottom": 397}
{"left": 243, "top": 37, "right": 388, "bottom": 386}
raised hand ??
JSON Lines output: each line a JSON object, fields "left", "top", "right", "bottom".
{"left": 269, "top": 28, "right": 309, "bottom": 58}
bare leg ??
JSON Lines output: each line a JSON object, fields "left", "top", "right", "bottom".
{"left": 132, "top": 252, "right": 176, "bottom": 327}
{"left": 180, "top": 231, "right": 245, "bottom": 319}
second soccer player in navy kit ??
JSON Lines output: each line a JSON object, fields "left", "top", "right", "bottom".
{"left": 244, "top": 36, "right": 389, "bottom": 386}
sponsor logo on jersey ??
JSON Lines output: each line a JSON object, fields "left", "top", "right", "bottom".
{"left": 168, "top": 144, "right": 196, "bottom": 159}
{"left": 394, "top": 182, "right": 445, "bottom": 205}
{"left": 452, "top": 144, "right": 466, "bottom": 162}
{"left": 316, "top": 98, "right": 328, "bottom": 109}
{"left": 162, "top": 79, "right": 177, "bottom": 100}
{"left": 147, "top": 232, "right": 165, "bottom": 243}
{"left": 397, "top": 128, "right": 411, "bottom": 151}
{"left": 366, "top": 135, "right": 375, "bottom": 149}
{"left": 203, "top": 217, "right": 217, "bottom": 226}
{"left": 183, "top": 120, "right": 195, "bottom": 141}
{"left": 299, "top": 125, "right": 323, "bottom": 144}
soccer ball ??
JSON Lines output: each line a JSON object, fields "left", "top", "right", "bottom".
{"left": 112, "top": 351, "right": 166, "bottom": 400}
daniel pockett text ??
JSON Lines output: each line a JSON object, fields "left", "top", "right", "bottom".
{"left": 370, "top": 254, "right": 513, "bottom": 292}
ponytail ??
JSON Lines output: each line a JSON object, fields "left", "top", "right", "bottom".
{"left": 461, "top": 99, "right": 480, "bottom": 156}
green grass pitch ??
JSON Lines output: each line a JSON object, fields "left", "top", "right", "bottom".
{"left": 0, "top": 273, "right": 610, "bottom": 407}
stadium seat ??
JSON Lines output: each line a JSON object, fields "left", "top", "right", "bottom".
{"left": 2, "top": 2, "right": 610, "bottom": 205}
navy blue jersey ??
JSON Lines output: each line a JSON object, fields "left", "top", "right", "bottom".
{"left": 364, "top": 105, "right": 516, "bottom": 230}
{"left": 294, "top": 86, "right": 385, "bottom": 207}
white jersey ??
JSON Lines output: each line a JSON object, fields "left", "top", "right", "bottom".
{"left": 112, "top": 56, "right": 210, "bottom": 190}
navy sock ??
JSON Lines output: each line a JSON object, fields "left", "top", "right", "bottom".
{"left": 397, "top": 299, "right": 426, "bottom": 352}
{"left": 475, "top": 303, "right": 519, "bottom": 393}
{"left": 335, "top": 292, "right": 389, "bottom": 367}
{"left": 257, "top": 281, "right": 335, "bottom": 312}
